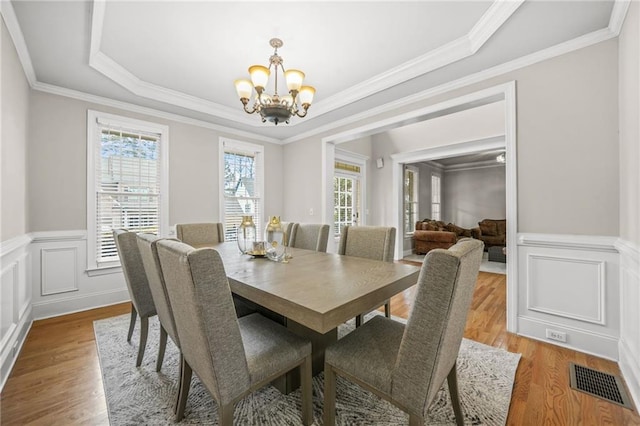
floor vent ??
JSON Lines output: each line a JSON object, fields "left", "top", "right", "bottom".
{"left": 569, "top": 363, "right": 634, "bottom": 410}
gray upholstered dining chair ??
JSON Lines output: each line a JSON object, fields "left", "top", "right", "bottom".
{"left": 113, "top": 229, "right": 157, "bottom": 367}
{"left": 136, "top": 233, "right": 186, "bottom": 417}
{"left": 338, "top": 225, "right": 395, "bottom": 326}
{"left": 289, "top": 223, "right": 330, "bottom": 252}
{"left": 323, "top": 238, "right": 484, "bottom": 426}
{"left": 155, "top": 239, "right": 313, "bottom": 425}
{"left": 175, "top": 222, "right": 225, "bottom": 248}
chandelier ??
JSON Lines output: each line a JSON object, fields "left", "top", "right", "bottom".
{"left": 234, "top": 38, "right": 315, "bottom": 125}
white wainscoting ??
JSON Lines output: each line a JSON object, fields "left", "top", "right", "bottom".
{"left": 517, "top": 234, "right": 620, "bottom": 361}
{"left": 616, "top": 238, "right": 640, "bottom": 410}
{"left": 30, "top": 231, "right": 129, "bottom": 320}
{"left": 0, "top": 234, "right": 32, "bottom": 390}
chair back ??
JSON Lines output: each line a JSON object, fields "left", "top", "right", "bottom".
{"left": 175, "top": 223, "right": 224, "bottom": 247}
{"left": 113, "top": 229, "right": 156, "bottom": 318}
{"left": 156, "top": 240, "right": 251, "bottom": 404}
{"left": 338, "top": 226, "right": 395, "bottom": 262}
{"left": 137, "top": 233, "right": 180, "bottom": 347}
{"left": 392, "top": 238, "right": 484, "bottom": 414}
{"left": 290, "top": 223, "right": 330, "bottom": 252}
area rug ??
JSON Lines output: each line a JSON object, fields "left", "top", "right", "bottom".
{"left": 405, "top": 252, "right": 507, "bottom": 275}
{"left": 95, "top": 314, "right": 520, "bottom": 425}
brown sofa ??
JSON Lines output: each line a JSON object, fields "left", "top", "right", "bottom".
{"left": 471, "top": 219, "right": 506, "bottom": 249}
{"left": 413, "top": 220, "right": 473, "bottom": 255}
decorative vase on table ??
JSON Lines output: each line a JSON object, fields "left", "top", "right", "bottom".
{"left": 237, "top": 215, "right": 257, "bottom": 254}
{"left": 265, "top": 216, "right": 287, "bottom": 262}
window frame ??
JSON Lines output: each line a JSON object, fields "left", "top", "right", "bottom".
{"left": 431, "top": 173, "right": 442, "bottom": 220}
{"left": 404, "top": 165, "right": 419, "bottom": 236}
{"left": 86, "top": 110, "right": 169, "bottom": 273}
{"left": 219, "top": 137, "right": 265, "bottom": 241}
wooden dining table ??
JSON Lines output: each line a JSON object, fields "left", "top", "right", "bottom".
{"left": 210, "top": 241, "right": 421, "bottom": 393}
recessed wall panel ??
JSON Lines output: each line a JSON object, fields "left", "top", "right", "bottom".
{"left": 41, "top": 247, "right": 78, "bottom": 296}
{"left": 527, "top": 254, "right": 604, "bottom": 324}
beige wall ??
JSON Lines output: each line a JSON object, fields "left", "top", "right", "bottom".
{"left": 1, "top": 18, "right": 29, "bottom": 241}
{"left": 283, "top": 39, "right": 620, "bottom": 236}
{"left": 27, "top": 91, "right": 284, "bottom": 232}
{"left": 619, "top": 1, "right": 640, "bottom": 245}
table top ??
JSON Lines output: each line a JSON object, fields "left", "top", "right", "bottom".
{"left": 210, "top": 242, "right": 421, "bottom": 334}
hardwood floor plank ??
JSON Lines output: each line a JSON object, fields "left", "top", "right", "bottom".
{"left": 2, "top": 273, "right": 639, "bottom": 425}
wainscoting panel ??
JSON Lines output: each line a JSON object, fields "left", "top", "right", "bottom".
{"left": 517, "top": 234, "right": 619, "bottom": 360}
{"left": 616, "top": 239, "right": 640, "bottom": 410}
{"left": 0, "top": 235, "right": 32, "bottom": 391}
{"left": 526, "top": 254, "right": 604, "bottom": 324}
{"left": 41, "top": 247, "right": 78, "bottom": 295}
{"left": 30, "top": 231, "right": 129, "bottom": 320}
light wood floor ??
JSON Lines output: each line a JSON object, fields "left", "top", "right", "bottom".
{"left": 1, "top": 270, "right": 639, "bottom": 425}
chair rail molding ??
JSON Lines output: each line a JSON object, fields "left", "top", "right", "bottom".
{"left": 615, "top": 237, "right": 640, "bottom": 409}
{"left": 0, "top": 234, "right": 32, "bottom": 391}
{"left": 517, "top": 233, "right": 620, "bottom": 360}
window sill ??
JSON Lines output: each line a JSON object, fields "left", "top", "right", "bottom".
{"left": 86, "top": 265, "right": 122, "bottom": 277}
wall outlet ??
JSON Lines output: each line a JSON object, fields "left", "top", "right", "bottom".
{"left": 309, "top": 208, "right": 314, "bottom": 216}
{"left": 546, "top": 329, "right": 567, "bottom": 342}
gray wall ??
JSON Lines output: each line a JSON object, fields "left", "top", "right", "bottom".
{"left": 27, "top": 91, "right": 284, "bottom": 233}
{"left": 619, "top": 2, "right": 639, "bottom": 245}
{"left": 1, "top": 18, "right": 29, "bottom": 241}
{"left": 442, "top": 165, "right": 506, "bottom": 229}
{"left": 283, "top": 39, "right": 620, "bottom": 237}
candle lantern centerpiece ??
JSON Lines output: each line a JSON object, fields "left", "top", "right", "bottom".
{"left": 265, "top": 216, "right": 287, "bottom": 262}
{"left": 236, "top": 215, "right": 257, "bottom": 254}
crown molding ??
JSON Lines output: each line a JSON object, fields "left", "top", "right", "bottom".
{"left": 609, "top": 0, "right": 631, "bottom": 35}
{"left": 31, "top": 81, "right": 281, "bottom": 144}
{"left": 441, "top": 159, "right": 505, "bottom": 173}
{"left": 282, "top": 21, "right": 621, "bottom": 145}
{"left": 468, "top": 0, "right": 526, "bottom": 52}
{"left": 87, "top": 0, "right": 523, "bottom": 125}
{"left": 4, "top": 0, "right": 628, "bottom": 145}
{"left": 0, "top": 0, "right": 37, "bottom": 86}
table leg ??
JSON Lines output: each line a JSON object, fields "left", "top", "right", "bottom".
{"left": 271, "top": 319, "right": 337, "bottom": 394}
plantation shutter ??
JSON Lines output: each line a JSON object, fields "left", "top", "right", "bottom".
{"left": 94, "top": 122, "right": 162, "bottom": 266}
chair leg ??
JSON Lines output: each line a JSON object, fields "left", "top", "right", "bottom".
{"left": 409, "top": 414, "right": 423, "bottom": 426}
{"left": 219, "top": 402, "right": 234, "bottom": 426}
{"left": 355, "top": 314, "right": 363, "bottom": 328}
{"left": 447, "top": 362, "right": 464, "bottom": 426}
{"left": 300, "top": 355, "right": 313, "bottom": 426}
{"left": 323, "top": 363, "right": 337, "bottom": 426}
{"left": 127, "top": 304, "right": 137, "bottom": 342}
{"left": 156, "top": 325, "right": 168, "bottom": 372}
{"left": 173, "top": 353, "right": 184, "bottom": 415}
{"left": 175, "top": 357, "right": 192, "bottom": 421}
{"left": 384, "top": 300, "right": 391, "bottom": 318}
{"left": 136, "top": 316, "right": 149, "bottom": 367}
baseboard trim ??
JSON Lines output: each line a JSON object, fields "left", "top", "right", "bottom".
{"left": 0, "top": 304, "right": 33, "bottom": 392}
{"left": 619, "top": 338, "right": 640, "bottom": 410}
{"left": 32, "top": 288, "right": 130, "bottom": 320}
{"left": 518, "top": 316, "right": 619, "bottom": 361}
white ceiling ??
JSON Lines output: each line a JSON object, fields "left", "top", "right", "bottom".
{"left": 4, "top": 1, "right": 622, "bottom": 142}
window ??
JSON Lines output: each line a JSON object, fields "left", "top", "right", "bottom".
{"left": 87, "top": 111, "right": 169, "bottom": 271}
{"left": 220, "top": 138, "right": 264, "bottom": 242}
{"left": 334, "top": 160, "right": 361, "bottom": 237}
{"left": 431, "top": 173, "right": 441, "bottom": 220}
{"left": 404, "top": 166, "right": 419, "bottom": 234}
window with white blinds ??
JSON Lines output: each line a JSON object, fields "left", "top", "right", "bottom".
{"left": 431, "top": 173, "right": 441, "bottom": 221}
{"left": 87, "top": 111, "right": 169, "bottom": 271}
{"left": 220, "top": 138, "right": 264, "bottom": 242}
